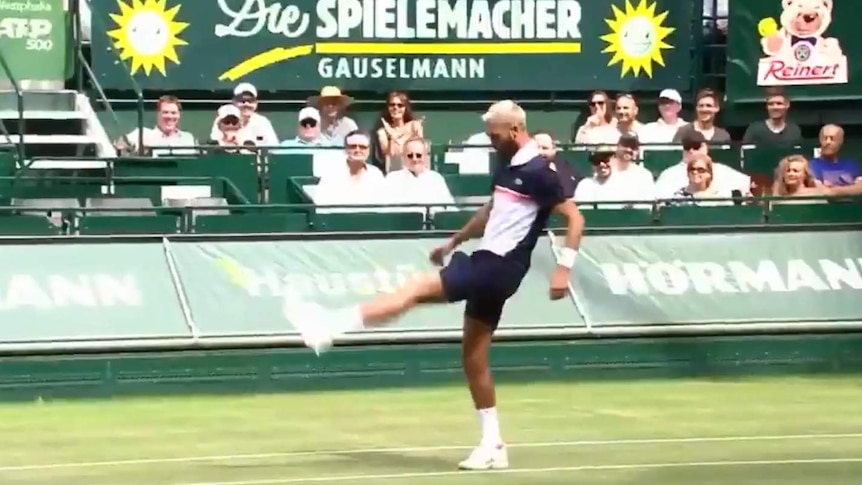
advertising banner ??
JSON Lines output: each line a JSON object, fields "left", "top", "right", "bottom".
{"left": 573, "top": 231, "right": 862, "bottom": 326}
{"left": 0, "top": 0, "right": 67, "bottom": 83}
{"left": 168, "top": 237, "right": 584, "bottom": 336}
{"left": 91, "top": 0, "right": 693, "bottom": 92}
{"left": 727, "top": 0, "right": 862, "bottom": 101}
{"left": 0, "top": 243, "right": 188, "bottom": 342}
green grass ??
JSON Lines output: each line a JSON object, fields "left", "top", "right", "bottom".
{"left": 1, "top": 376, "right": 862, "bottom": 484}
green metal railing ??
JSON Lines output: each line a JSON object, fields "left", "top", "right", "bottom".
{"left": 0, "top": 46, "right": 25, "bottom": 163}
{"left": 72, "top": 0, "right": 144, "bottom": 155}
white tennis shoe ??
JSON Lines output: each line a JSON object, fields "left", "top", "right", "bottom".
{"left": 282, "top": 291, "right": 333, "bottom": 355}
{"left": 458, "top": 443, "right": 508, "bottom": 470}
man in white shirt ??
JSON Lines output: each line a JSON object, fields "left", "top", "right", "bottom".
{"left": 573, "top": 147, "right": 622, "bottom": 205}
{"left": 385, "top": 137, "right": 455, "bottom": 207}
{"left": 609, "top": 134, "right": 656, "bottom": 206}
{"left": 314, "top": 130, "right": 385, "bottom": 211}
{"left": 209, "top": 83, "right": 279, "bottom": 146}
{"left": 277, "top": 107, "right": 329, "bottom": 153}
{"left": 586, "top": 93, "right": 644, "bottom": 144}
{"left": 117, "top": 94, "right": 196, "bottom": 157}
{"left": 640, "top": 89, "right": 688, "bottom": 144}
{"left": 656, "top": 131, "right": 750, "bottom": 200}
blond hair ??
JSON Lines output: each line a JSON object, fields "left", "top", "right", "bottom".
{"left": 772, "top": 155, "right": 816, "bottom": 195}
{"left": 481, "top": 100, "right": 527, "bottom": 127}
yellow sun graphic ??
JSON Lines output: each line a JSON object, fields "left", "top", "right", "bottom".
{"left": 600, "top": 0, "right": 675, "bottom": 78}
{"left": 107, "top": 0, "right": 188, "bottom": 76}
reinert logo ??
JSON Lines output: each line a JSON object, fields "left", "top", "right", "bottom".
{"left": 215, "top": 0, "right": 583, "bottom": 82}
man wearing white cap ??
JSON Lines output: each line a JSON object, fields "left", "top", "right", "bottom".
{"left": 209, "top": 104, "right": 251, "bottom": 148}
{"left": 278, "top": 107, "right": 328, "bottom": 151}
{"left": 209, "top": 82, "right": 279, "bottom": 146}
{"left": 308, "top": 86, "right": 358, "bottom": 146}
{"left": 639, "top": 89, "right": 688, "bottom": 144}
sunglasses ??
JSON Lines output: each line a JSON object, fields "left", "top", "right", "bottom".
{"left": 300, "top": 119, "right": 317, "bottom": 128}
{"left": 347, "top": 144, "right": 369, "bottom": 150}
{"left": 220, "top": 116, "right": 240, "bottom": 126}
{"left": 388, "top": 102, "right": 404, "bottom": 108}
{"left": 234, "top": 96, "right": 256, "bottom": 104}
{"left": 405, "top": 152, "right": 422, "bottom": 159}
{"left": 688, "top": 166, "right": 709, "bottom": 174}
{"left": 589, "top": 100, "right": 605, "bottom": 107}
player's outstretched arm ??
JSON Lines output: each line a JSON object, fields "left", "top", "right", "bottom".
{"left": 549, "top": 199, "right": 584, "bottom": 300}
{"left": 429, "top": 201, "right": 492, "bottom": 266}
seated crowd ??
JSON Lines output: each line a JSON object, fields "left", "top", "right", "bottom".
{"left": 115, "top": 83, "right": 862, "bottom": 211}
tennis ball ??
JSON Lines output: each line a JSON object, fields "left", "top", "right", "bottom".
{"left": 758, "top": 18, "right": 779, "bottom": 37}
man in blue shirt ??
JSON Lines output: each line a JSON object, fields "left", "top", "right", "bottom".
{"left": 283, "top": 100, "right": 585, "bottom": 471}
{"left": 809, "top": 124, "right": 862, "bottom": 187}
{"left": 275, "top": 107, "right": 330, "bottom": 153}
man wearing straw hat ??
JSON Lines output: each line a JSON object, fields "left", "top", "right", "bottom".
{"left": 307, "top": 86, "right": 359, "bottom": 146}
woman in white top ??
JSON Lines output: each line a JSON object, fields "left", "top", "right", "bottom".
{"left": 572, "top": 90, "right": 615, "bottom": 144}
{"left": 669, "top": 154, "right": 732, "bottom": 206}
{"left": 377, "top": 91, "right": 424, "bottom": 173}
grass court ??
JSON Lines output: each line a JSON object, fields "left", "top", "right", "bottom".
{"left": 1, "top": 376, "right": 861, "bottom": 484}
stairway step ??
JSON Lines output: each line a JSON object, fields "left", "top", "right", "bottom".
{"left": 0, "top": 110, "right": 86, "bottom": 120}
{"left": 0, "top": 134, "right": 93, "bottom": 144}
{"left": 0, "top": 90, "right": 77, "bottom": 112}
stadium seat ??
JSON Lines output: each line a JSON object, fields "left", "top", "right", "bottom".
{"left": 573, "top": 208, "right": 655, "bottom": 229}
{"left": 643, "top": 149, "right": 683, "bottom": 177}
{"left": 312, "top": 211, "right": 426, "bottom": 232}
{"left": 77, "top": 215, "right": 180, "bottom": 235}
{"left": 0, "top": 214, "right": 64, "bottom": 235}
{"left": 658, "top": 204, "right": 765, "bottom": 227}
{"left": 768, "top": 202, "right": 862, "bottom": 225}
{"left": 165, "top": 197, "right": 230, "bottom": 215}
{"left": 431, "top": 210, "right": 473, "bottom": 230}
{"left": 84, "top": 197, "right": 156, "bottom": 215}
{"left": 710, "top": 146, "right": 743, "bottom": 170}
{"left": 12, "top": 197, "right": 80, "bottom": 228}
{"left": 193, "top": 213, "right": 310, "bottom": 234}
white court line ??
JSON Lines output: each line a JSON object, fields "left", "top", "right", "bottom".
{"left": 2, "top": 433, "right": 862, "bottom": 473}
{"left": 172, "top": 457, "right": 862, "bottom": 485}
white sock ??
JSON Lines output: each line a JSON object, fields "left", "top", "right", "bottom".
{"left": 478, "top": 407, "right": 502, "bottom": 447}
{"left": 332, "top": 305, "right": 365, "bottom": 336}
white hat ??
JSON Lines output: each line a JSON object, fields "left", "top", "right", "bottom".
{"left": 233, "top": 82, "right": 258, "bottom": 98}
{"left": 216, "top": 104, "right": 241, "bottom": 121}
{"left": 298, "top": 107, "right": 321, "bottom": 123}
{"left": 659, "top": 89, "right": 682, "bottom": 103}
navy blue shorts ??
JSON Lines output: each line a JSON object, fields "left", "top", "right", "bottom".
{"left": 439, "top": 250, "right": 528, "bottom": 328}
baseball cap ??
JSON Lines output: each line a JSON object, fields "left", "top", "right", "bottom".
{"left": 298, "top": 107, "right": 321, "bottom": 123}
{"left": 659, "top": 89, "right": 682, "bottom": 103}
{"left": 217, "top": 104, "right": 241, "bottom": 121}
{"left": 233, "top": 82, "right": 258, "bottom": 98}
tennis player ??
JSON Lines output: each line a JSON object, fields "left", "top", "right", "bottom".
{"left": 284, "top": 100, "right": 585, "bottom": 470}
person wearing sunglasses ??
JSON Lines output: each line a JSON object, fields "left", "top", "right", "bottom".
{"left": 668, "top": 154, "right": 733, "bottom": 206}
{"left": 276, "top": 107, "right": 328, "bottom": 153}
{"left": 377, "top": 91, "right": 424, "bottom": 173}
{"left": 573, "top": 147, "right": 623, "bottom": 206}
{"left": 384, "top": 137, "right": 455, "bottom": 208}
{"left": 209, "top": 83, "right": 279, "bottom": 147}
{"left": 206, "top": 104, "right": 251, "bottom": 152}
{"left": 572, "top": 90, "right": 614, "bottom": 143}
{"left": 313, "top": 130, "right": 385, "bottom": 210}
{"left": 656, "top": 130, "right": 750, "bottom": 200}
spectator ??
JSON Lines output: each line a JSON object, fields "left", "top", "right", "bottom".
{"left": 672, "top": 89, "right": 731, "bottom": 143}
{"left": 377, "top": 91, "right": 424, "bottom": 173}
{"left": 209, "top": 83, "right": 279, "bottom": 146}
{"left": 533, "top": 131, "right": 583, "bottom": 194}
{"left": 668, "top": 154, "right": 732, "bottom": 206}
{"left": 278, "top": 107, "right": 328, "bottom": 152}
{"left": 640, "top": 89, "right": 688, "bottom": 144}
{"left": 116, "top": 94, "right": 196, "bottom": 156}
{"left": 308, "top": 86, "right": 359, "bottom": 146}
{"left": 656, "top": 131, "right": 750, "bottom": 199}
{"left": 609, "top": 134, "right": 655, "bottom": 204}
{"left": 384, "top": 137, "right": 454, "bottom": 207}
{"left": 573, "top": 90, "right": 614, "bottom": 143}
{"left": 742, "top": 88, "right": 802, "bottom": 145}
{"left": 771, "top": 155, "right": 828, "bottom": 204}
{"left": 314, "top": 130, "right": 385, "bottom": 210}
{"left": 808, "top": 124, "right": 862, "bottom": 188}
{"left": 206, "top": 104, "right": 253, "bottom": 152}
{"left": 587, "top": 93, "right": 644, "bottom": 144}
{"left": 573, "top": 147, "right": 621, "bottom": 205}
